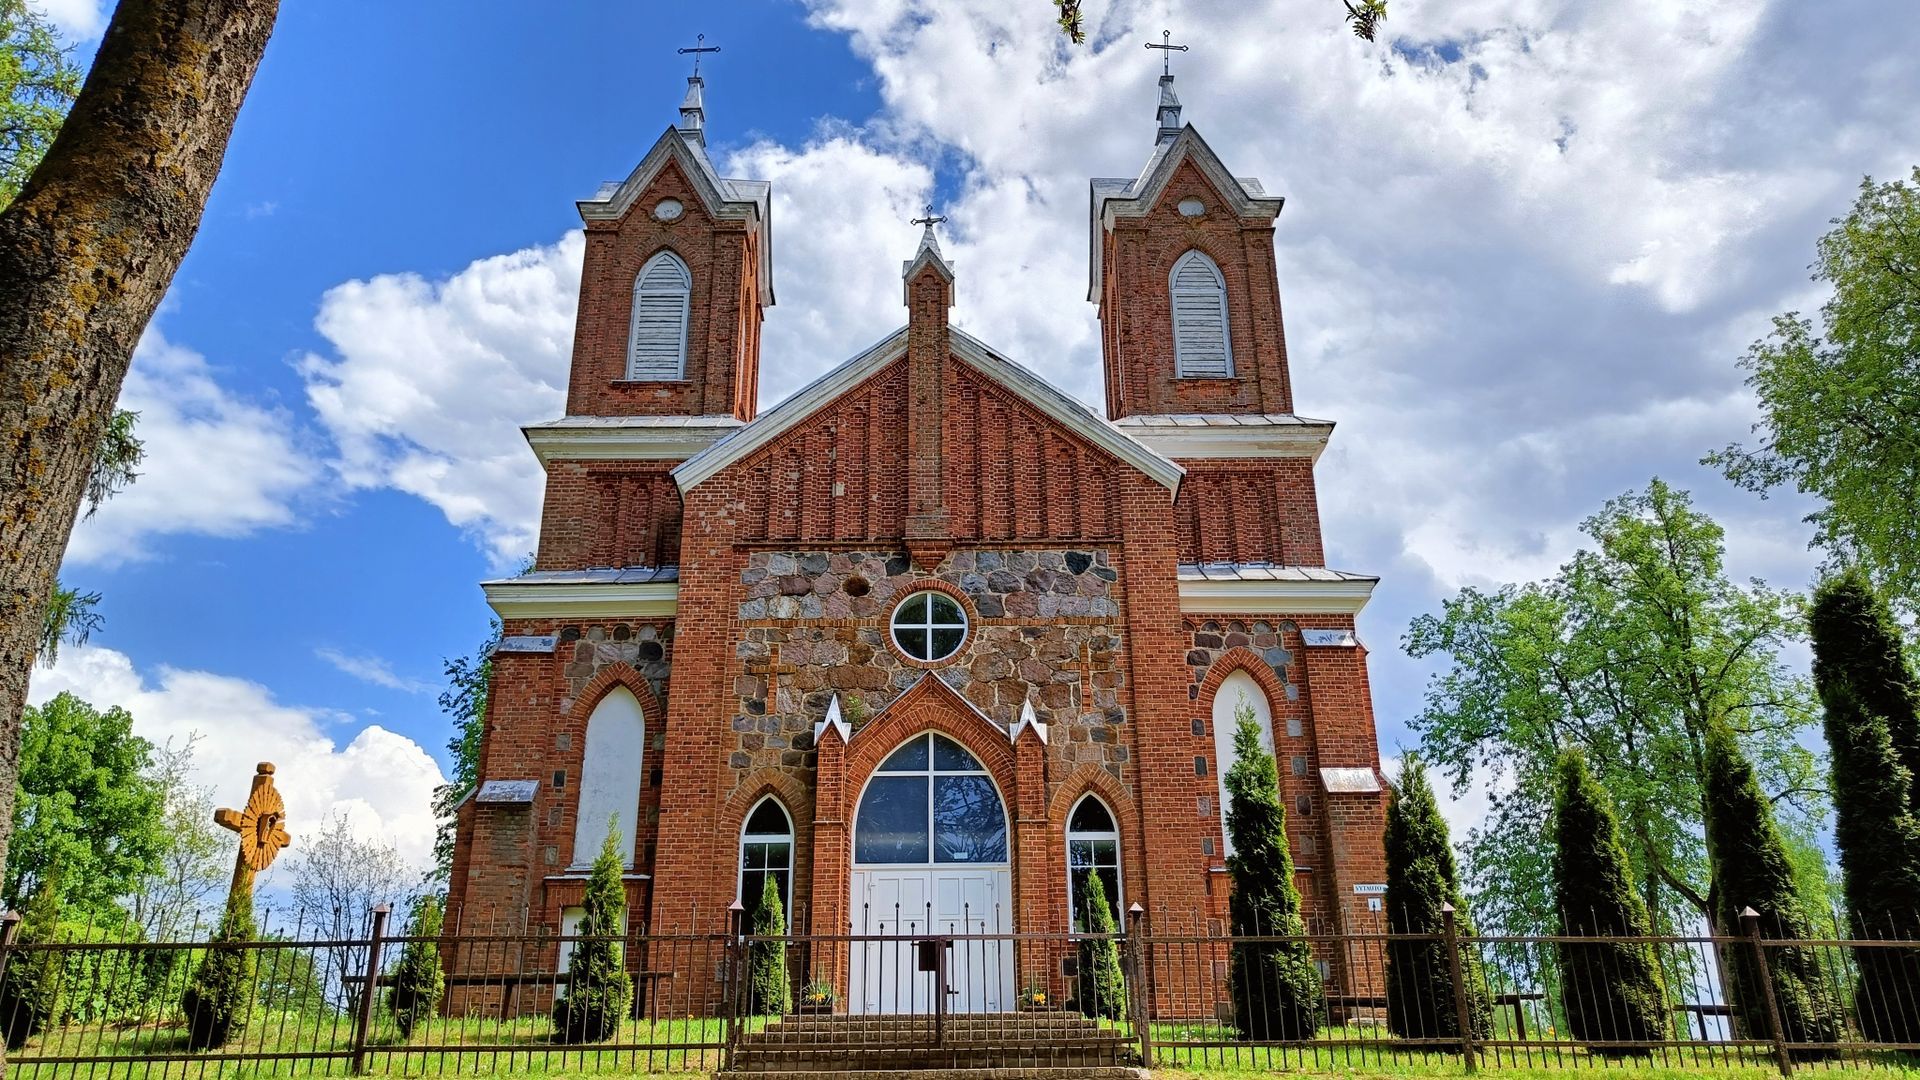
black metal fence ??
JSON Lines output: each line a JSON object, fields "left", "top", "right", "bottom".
{"left": 4, "top": 908, "right": 1920, "bottom": 1076}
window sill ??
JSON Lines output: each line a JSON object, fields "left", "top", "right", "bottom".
{"left": 611, "top": 379, "right": 692, "bottom": 386}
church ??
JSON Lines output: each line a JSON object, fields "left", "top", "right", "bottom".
{"left": 447, "top": 59, "right": 1390, "bottom": 1015}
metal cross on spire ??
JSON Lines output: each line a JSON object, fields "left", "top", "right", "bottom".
{"left": 678, "top": 33, "right": 721, "bottom": 76}
{"left": 1145, "top": 29, "right": 1188, "bottom": 77}
{"left": 909, "top": 203, "right": 947, "bottom": 230}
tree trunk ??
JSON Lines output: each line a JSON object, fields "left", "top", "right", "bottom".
{"left": 0, "top": 0, "right": 278, "bottom": 970}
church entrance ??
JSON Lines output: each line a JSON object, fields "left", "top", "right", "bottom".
{"left": 846, "top": 733, "right": 1014, "bottom": 1014}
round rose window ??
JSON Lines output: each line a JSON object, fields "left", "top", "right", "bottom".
{"left": 890, "top": 591, "right": 968, "bottom": 662}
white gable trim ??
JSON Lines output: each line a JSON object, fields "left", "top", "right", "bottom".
{"left": 1176, "top": 577, "right": 1376, "bottom": 615}
{"left": 483, "top": 580, "right": 678, "bottom": 620}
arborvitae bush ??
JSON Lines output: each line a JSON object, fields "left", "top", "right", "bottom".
{"left": 1383, "top": 757, "right": 1491, "bottom": 1045}
{"left": 1815, "top": 568, "right": 1920, "bottom": 815}
{"left": 1703, "top": 721, "right": 1845, "bottom": 1052}
{"left": 552, "top": 827, "right": 632, "bottom": 1043}
{"left": 389, "top": 893, "right": 446, "bottom": 1039}
{"left": 182, "top": 887, "right": 256, "bottom": 1050}
{"left": 1810, "top": 571, "right": 1920, "bottom": 1045}
{"left": 1, "top": 877, "right": 63, "bottom": 1050}
{"left": 1552, "top": 747, "right": 1669, "bottom": 1053}
{"left": 1223, "top": 698, "right": 1322, "bottom": 1040}
{"left": 747, "top": 874, "right": 790, "bottom": 1016}
{"left": 1077, "top": 871, "right": 1127, "bottom": 1020}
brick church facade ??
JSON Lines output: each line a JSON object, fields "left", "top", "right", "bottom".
{"left": 448, "top": 68, "right": 1389, "bottom": 1012}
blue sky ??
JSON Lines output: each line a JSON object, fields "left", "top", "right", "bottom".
{"left": 26, "top": 0, "right": 1920, "bottom": 869}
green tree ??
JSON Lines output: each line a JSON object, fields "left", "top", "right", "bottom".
{"left": 1809, "top": 572, "right": 1920, "bottom": 1043}
{"left": 429, "top": 623, "right": 498, "bottom": 883}
{"left": 41, "top": 408, "right": 143, "bottom": 665}
{"left": 747, "top": 874, "right": 789, "bottom": 1016}
{"left": 0, "top": 873, "right": 61, "bottom": 1049}
{"left": 552, "top": 825, "right": 631, "bottom": 1043}
{"left": 1383, "top": 757, "right": 1490, "bottom": 1044}
{"left": 1404, "top": 480, "right": 1825, "bottom": 936}
{"left": 0, "top": 0, "right": 79, "bottom": 208}
{"left": 1710, "top": 170, "right": 1920, "bottom": 613}
{"left": 1551, "top": 747, "right": 1668, "bottom": 1052}
{"left": 1076, "top": 869, "right": 1126, "bottom": 1020}
{"left": 1222, "top": 697, "right": 1321, "bottom": 1040}
{"left": 388, "top": 893, "right": 445, "bottom": 1039}
{"left": 4, "top": 692, "right": 165, "bottom": 914}
{"left": 181, "top": 886, "right": 255, "bottom": 1050}
{"left": 1702, "top": 722, "right": 1844, "bottom": 1051}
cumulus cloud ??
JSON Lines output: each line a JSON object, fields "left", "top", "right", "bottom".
{"left": 299, "top": 234, "right": 583, "bottom": 565}
{"left": 28, "top": 645, "right": 446, "bottom": 874}
{"left": 65, "top": 327, "right": 320, "bottom": 567}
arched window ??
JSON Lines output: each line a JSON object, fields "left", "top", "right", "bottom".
{"left": 572, "top": 686, "right": 645, "bottom": 869}
{"left": 854, "top": 734, "right": 1007, "bottom": 865}
{"left": 1210, "top": 671, "right": 1275, "bottom": 859}
{"left": 1170, "top": 250, "right": 1233, "bottom": 378}
{"left": 628, "top": 251, "right": 691, "bottom": 380}
{"left": 740, "top": 797, "right": 794, "bottom": 929}
{"left": 1067, "top": 795, "right": 1122, "bottom": 930}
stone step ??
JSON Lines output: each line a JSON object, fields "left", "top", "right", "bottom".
{"left": 715, "top": 1068, "right": 1150, "bottom": 1080}
{"left": 731, "top": 1047, "right": 1132, "bottom": 1071}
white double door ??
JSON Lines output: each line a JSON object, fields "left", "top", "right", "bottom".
{"left": 848, "top": 867, "right": 1014, "bottom": 1014}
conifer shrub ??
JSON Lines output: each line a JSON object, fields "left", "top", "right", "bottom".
{"left": 182, "top": 887, "right": 256, "bottom": 1050}
{"left": 1810, "top": 571, "right": 1920, "bottom": 1045}
{"left": 389, "top": 893, "right": 446, "bottom": 1039}
{"left": 1703, "top": 721, "right": 1845, "bottom": 1053}
{"left": 0, "top": 877, "right": 63, "bottom": 1050}
{"left": 1551, "top": 747, "right": 1669, "bottom": 1053}
{"left": 552, "top": 827, "right": 632, "bottom": 1043}
{"left": 1222, "top": 697, "right": 1322, "bottom": 1040}
{"left": 1382, "top": 757, "right": 1491, "bottom": 1045}
{"left": 1076, "top": 870, "right": 1127, "bottom": 1020}
{"left": 747, "top": 874, "right": 790, "bottom": 1016}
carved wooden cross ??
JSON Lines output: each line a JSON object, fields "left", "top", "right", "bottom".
{"left": 214, "top": 761, "right": 292, "bottom": 895}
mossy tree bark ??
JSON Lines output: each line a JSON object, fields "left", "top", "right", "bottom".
{"left": 0, "top": 0, "right": 279, "bottom": 959}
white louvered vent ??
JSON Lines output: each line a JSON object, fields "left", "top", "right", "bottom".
{"left": 1170, "top": 250, "right": 1233, "bottom": 378}
{"left": 627, "top": 252, "right": 691, "bottom": 380}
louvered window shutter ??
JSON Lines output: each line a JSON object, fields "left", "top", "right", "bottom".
{"left": 1170, "top": 252, "right": 1233, "bottom": 378}
{"left": 628, "top": 253, "right": 692, "bottom": 380}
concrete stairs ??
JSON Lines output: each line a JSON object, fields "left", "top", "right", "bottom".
{"left": 716, "top": 1012, "right": 1147, "bottom": 1079}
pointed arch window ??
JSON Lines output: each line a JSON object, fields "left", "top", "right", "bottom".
{"left": 628, "top": 251, "right": 691, "bottom": 380}
{"left": 1066, "top": 795, "right": 1122, "bottom": 930}
{"left": 1211, "top": 671, "right": 1275, "bottom": 860}
{"left": 572, "top": 686, "right": 645, "bottom": 869}
{"left": 1170, "top": 250, "right": 1233, "bottom": 378}
{"left": 739, "top": 797, "right": 794, "bottom": 929}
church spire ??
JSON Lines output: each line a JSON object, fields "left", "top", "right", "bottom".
{"left": 1146, "top": 31, "right": 1189, "bottom": 144}
{"left": 675, "top": 34, "right": 721, "bottom": 146}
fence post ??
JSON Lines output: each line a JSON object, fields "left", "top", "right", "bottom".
{"left": 351, "top": 903, "right": 392, "bottom": 1075}
{"left": 1126, "top": 903, "right": 1152, "bottom": 1069}
{"left": 724, "top": 899, "right": 746, "bottom": 1073}
{"left": 0, "top": 911, "right": 21, "bottom": 986}
{"left": 1742, "top": 906, "right": 1794, "bottom": 1077}
{"left": 1441, "top": 903, "right": 1477, "bottom": 1074}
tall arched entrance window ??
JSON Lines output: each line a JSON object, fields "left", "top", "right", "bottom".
{"left": 1066, "top": 794, "right": 1125, "bottom": 1018}
{"left": 739, "top": 797, "right": 794, "bottom": 931}
{"left": 849, "top": 733, "right": 1013, "bottom": 1014}
{"left": 1211, "top": 670, "right": 1275, "bottom": 859}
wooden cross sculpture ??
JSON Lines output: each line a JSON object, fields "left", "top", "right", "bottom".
{"left": 214, "top": 762, "right": 293, "bottom": 897}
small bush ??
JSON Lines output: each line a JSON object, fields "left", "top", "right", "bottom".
{"left": 747, "top": 875, "right": 789, "bottom": 1016}
{"left": 1383, "top": 758, "right": 1491, "bottom": 1045}
{"left": 389, "top": 894, "right": 446, "bottom": 1039}
{"left": 1076, "top": 871, "right": 1127, "bottom": 1020}
{"left": 552, "top": 826, "right": 631, "bottom": 1043}
{"left": 182, "top": 888, "right": 256, "bottom": 1050}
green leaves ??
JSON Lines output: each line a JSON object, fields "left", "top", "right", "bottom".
{"left": 1384, "top": 757, "right": 1491, "bottom": 1043}
{"left": 0, "top": 0, "right": 81, "bottom": 209}
{"left": 1710, "top": 169, "right": 1920, "bottom": 613}
{"left": 1404, "top": 480, "right": 1824, "bottom": 935}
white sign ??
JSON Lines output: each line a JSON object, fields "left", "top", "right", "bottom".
{"left": 1302, "top": 629, "right": 1358, "bottom": 648}
{"left": 1353, "top": 883, "right": 1387, "bottom": 895}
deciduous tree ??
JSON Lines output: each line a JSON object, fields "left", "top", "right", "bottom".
{"left": 388, "top": 893, "right": 445, "bottom": 1039}
{"left": 286, "top": 812, "right": 413, "bottom": 1010}
{"left": 429, "top": 623, "right": 498, "bottom": 883}
{"left": 1710, "top": 170, "right": 1920, "bottom": 613}
{"left": 1405, "top": 480, "right": 1825, "bottom": 935}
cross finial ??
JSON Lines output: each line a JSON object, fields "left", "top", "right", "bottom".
{"left": 910, "top": 203, "right": 947, "bottom": 230}
{"left": 1146, "top": 29, "right": 1188, "bottom": 78}
{"left": 678, "top": 33, "right": 721, "bottom": 77}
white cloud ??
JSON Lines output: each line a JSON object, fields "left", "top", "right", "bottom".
{"left": 27, "top": 645, "right": 446, "bottom": 874}
{"left": 314, "top": 647, "right": 435, "bottom": 695}
{"left": 65, "top": 327, "right": 320, "bottom": 567}
{"left": 299, "top": 234, "right": 583, "bottom": 566}
{"left": 31, "top": 0, "right": 105, "bottom": 40}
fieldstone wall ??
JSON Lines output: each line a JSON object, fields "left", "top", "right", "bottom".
{"left": 556, "top": 621, "right": 674, "bottom": 711}
{"left": 734, "top": 548, "right": 1130, "bottom": 787}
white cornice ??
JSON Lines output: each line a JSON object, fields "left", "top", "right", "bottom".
{"left": 1116, "top": 415, "right": 1335, "bottom": 462}
{"left": 1177, "top": 577, "right": 1376, "bottom": 615}
{"left": 523, "top": 415, "right": 744, "bottom": 467}
{"left": 483, "top": 580, "right": 678, "bottom": 620}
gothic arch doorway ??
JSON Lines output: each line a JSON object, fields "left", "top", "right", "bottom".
{"left": 847, "top": 732, "right": 1014, "bottom": 1014}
